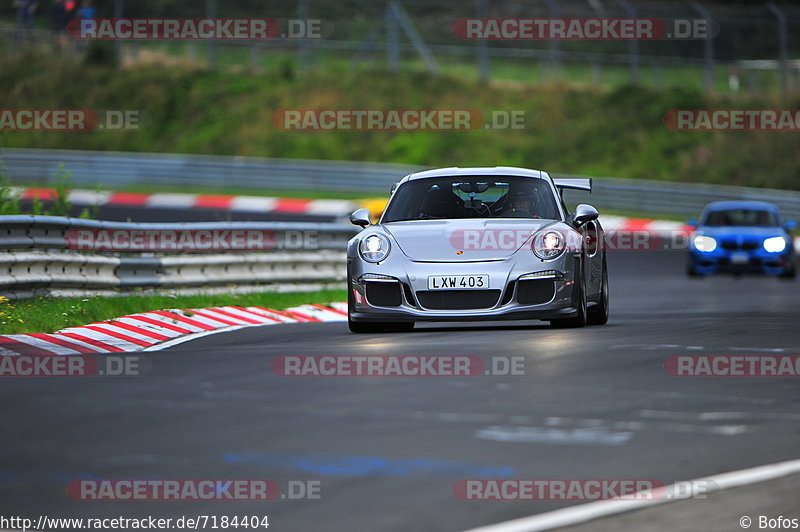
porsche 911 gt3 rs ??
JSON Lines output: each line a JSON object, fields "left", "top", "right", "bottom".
{"left": 346, "top": 166, "right": 609, "bottom": 333}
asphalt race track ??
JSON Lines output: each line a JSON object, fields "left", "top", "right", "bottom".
{"left": 2, "top": 250, "right": 799, "bottom": 531}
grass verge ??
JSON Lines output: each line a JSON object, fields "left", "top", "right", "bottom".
{"left": 2, "top": 52, "right": 800, "bottom": 190}
{"left": 0, "top": 290, "right": 346, "bottom": 335}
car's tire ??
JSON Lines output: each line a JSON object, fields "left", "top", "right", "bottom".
{"left": 779, "top": 265, "right": 796, "bottom": 280}
{"left": 550, "top": 271, "right": 587, "bottom": 329}
{"left": 587, "top": 257, "right": 609, "bottom": 326}
{"left": 348, "top": 316, "right": 380, "bottom": 333}
{"left": 686, "top": 261, "right": 702, "bottom": 277}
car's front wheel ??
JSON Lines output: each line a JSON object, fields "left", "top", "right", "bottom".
{"left": 686, "top": 262, "right": 703, "bottom": 277}
{"left": 779, "top": 264, "right": 797, "bottom": 280}
{"left": 587, "top": 257, "right": 609, "bottom": 325}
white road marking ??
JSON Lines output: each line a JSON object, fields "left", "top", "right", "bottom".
{"left": 475, "top": 426, "right": 634, "bottom": 446}
{"left": 613, "top": 343, "right": 788, "bottom": 353}
{"left": 638, "top": 409, "right": 800, "bottom": 422}
{"left": 142, "top": 312, "right": 305, "bottom": 351}
{"left": 143, "top": 324, "right": 252, "bottom": 351}
{"left": 461, "top": 457, "right": 800, "bottom": 532}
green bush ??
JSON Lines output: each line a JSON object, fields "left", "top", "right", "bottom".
{"left": 0, "top": 53, "right": 798, "bottom": 190}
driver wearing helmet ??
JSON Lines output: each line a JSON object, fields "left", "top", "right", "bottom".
{"left": 501, "top": 188, "right": 538, "bottom": 218}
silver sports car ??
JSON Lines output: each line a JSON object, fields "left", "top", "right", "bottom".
{"left": 346, "top": 166, "right": 609, "bottom": 333}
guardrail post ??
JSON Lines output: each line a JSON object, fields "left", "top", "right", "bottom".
{"left": 474, "top": 0, "right": 490, "bottom": 83}
{"left": 297, "top": 0, "right": 311, "bottom": 75}
{"left": 206, "top": 0, "right": 218, "bottom": 69}
{"left": 386, "top": 2, "right": 400, "bottom": 74}
{"left": 113, "top": 0, "right": 124, "bottom": 67}
{"left": 390, "top": 3, "right": 440, "bottom": 75}
{"left": 766, "top": 3, "right": 788, "bottom": 98}
{"left": 618, "top": 0, "right": 640, "bottom": 84}
{"left": 543, "top": 0, "right": 562, "bottom": 80}
{"left": 690, "top": 2, "right": 715, "bottom": 94}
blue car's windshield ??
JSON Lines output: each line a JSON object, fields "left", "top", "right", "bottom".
{"left": 703, "top": 209, "right": 780, "bottom": 227}
{"left": 383, "top": 176, "right": 560, "bottom": 222}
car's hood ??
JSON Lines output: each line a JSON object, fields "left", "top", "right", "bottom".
{"left": 698, "top": 226, "right": 786, "bottom": 239}
{"left": 383, "top": 219, "right": 558, "bottom": 261}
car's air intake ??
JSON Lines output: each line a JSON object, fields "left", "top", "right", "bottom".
{"left": 415, "top": 289, "right": 501, "bottom": 310}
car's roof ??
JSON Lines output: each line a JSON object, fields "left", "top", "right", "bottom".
{"left": 704, "top": 200, "right": 780, "bottom": 212}
{"left": 401, "top": 166, "right": 548, "bottom": 183}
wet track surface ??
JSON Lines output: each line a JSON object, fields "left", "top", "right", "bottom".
{"left": 2, "top": 250, "right": 799, "bottom": 531}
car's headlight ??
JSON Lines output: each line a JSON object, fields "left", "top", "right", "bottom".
{"left": 532, "top": 230, "right": 566, "bottom": 260}
{"left": 359, "top": 234, "right": 391, "bottom": 263}
{"left": 764, "top": 236, "right": 788, "bottom": 253}
{"left": 693, "top": 235, "right": 717, "bottom": 252}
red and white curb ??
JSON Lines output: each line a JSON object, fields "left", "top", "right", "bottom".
{"left": 599, "top": 215, "right": 690, "bottom": 236}
{"left": 0, "top": 302, "right": 347, "bottom": 356}
{"left": 600, "top": 215, "right": 800, "bottom": 251}
{"left": 18, "top": 188, "right": 357, "bottom": 216}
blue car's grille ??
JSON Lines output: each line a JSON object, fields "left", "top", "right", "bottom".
{"left": 720, "top": 240, "right": 759, "bottom": 251}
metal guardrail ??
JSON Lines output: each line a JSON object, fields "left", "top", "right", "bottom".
{"left": 3, "top": 147, "right": 800, "bottom": 221}
{"left": 0, "top": 215, "right": 358, "bottom": 299}
{"left": 558, "top": 176, "right": 800, "bottom": 221}
{"left": 0, "top": 148, "right": 418, "bottom": 193}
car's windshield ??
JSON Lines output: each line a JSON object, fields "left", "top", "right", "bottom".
{"left": 703, "top": 208, "right": 780, "bottom": 227}
{"left": 382, "top": 176, "right": 560, "bottom": 222}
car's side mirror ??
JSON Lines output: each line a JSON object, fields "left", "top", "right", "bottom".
{"left": 686, "top": 218, "right": 699, "bottom": 228}
{"left": 785, "top": 219, "right": 797, "bottom": 232}
{"left": 350, "top": 208, "right": 372, "bottom": 228}
{"left": 574, "top": 204, "right": 599, "bottom": 226}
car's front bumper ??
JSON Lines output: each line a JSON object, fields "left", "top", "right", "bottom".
{"left": 689, "top": 247, "right": 794, "bottom": 275}
{"left": 348, "top": 254, "right": 581, "bottom": 322}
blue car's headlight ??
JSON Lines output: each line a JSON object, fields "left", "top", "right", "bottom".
{"left": 693, "top": 235, "right": 717, "bottom": 252}
{"left": 763, "top": 236, "right": 788, "bottom": 253}
{"left": 359, "top": 234, "right": 391, "bottom": 263}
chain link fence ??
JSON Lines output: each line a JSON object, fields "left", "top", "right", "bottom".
{"left": 2, "top": 1, "right": 799, "bottom": 94}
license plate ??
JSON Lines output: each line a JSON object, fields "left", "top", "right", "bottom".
{"left": 427, "top": 275, "right": 489, "bottom": 290}
{"left": 731, "top": 252, "right": 750, "bottom": 265}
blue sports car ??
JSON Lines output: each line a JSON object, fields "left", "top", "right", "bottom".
{"left": 687, "top": 201, "right": 796, "bottom": 278}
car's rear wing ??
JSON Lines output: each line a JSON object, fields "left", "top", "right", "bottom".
{"left": 553, "top": 178, "right": 592, "bottom": 193}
